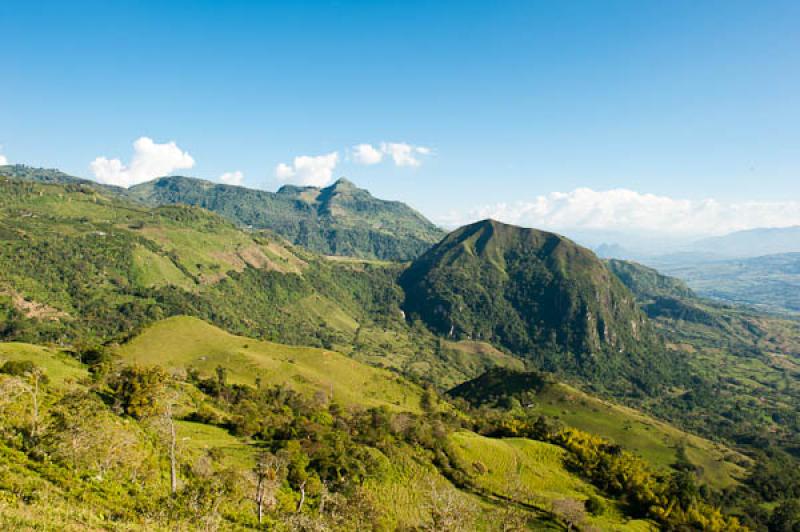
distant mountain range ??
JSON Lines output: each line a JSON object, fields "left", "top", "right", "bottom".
{"left": 0, "top": 165, "right": 445, "bottom": 260}
{"left": 650, "top": 252, "right": 800, "bottom": 315}
{"left": 594, "top": 225, "right": 800, "bottom": 314}
{"left": 689, "top": 226, "right": 800, "bottom": 258}
{"left": 594, "top": 225, "right": 800, "bottom": 262}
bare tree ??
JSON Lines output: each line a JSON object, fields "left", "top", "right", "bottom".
{"left": 164, "top": 399, "right": 178, "bottom": 495}
{"left": 27, "top": 367, "right": 44, "bottom": 440}
{"left": 253, "top": 451, "right": 287, "bottom": 524}
{"left": 551, "top": 498, "right": 586, "bottom": 531}
{"left": 423, "top": 480, "right": 476, "bottom": 531}
{"left": 296, "top": 479, "right": 307, "bottom": 512}
{"left": 499, "top": 471, "right": 530, "bottom": 531}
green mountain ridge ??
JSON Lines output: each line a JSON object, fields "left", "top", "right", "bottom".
{"left": 0, "top": 164, "right": 446, "bottom": 260}
{"left": 124, "top": 173, "right": 446, "bottom": 261}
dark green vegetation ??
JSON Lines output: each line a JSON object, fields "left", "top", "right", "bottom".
{"left": 1, "top": 170, "right": 800, "bottom": 529}
{"left": 0, "top": 165, "right": 445, "bottom": 261}
{"left": 128, "top": 175, "right": 446, "bottom": 260}
{"left": 401, "top": 220, "right": 678, "bottom": 396}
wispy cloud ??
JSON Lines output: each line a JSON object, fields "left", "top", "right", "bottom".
{"left": 0, "top": 155, "right": 7, "bottom": 165}
{"left": 90, "top": 137, "right": 195, "bottom": 187}
{"left": 219, "top": 170, "right": 244, "bottom": 186}
{"left": 438, "top": 188, "right": 800, "bottom": 237}
{"left": 275, "top": 151, "right": 339, "bottom": 187}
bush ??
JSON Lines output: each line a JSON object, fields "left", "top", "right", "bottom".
{"left": 585, "top": 494, "right": 605, "bottom": 516}
{"left": 0, "top": 360, "right": 37, "bottom": 377}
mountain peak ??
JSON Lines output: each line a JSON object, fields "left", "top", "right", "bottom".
{"left": 401, "top": 218, "right": 665, "bottom": 393}
{"left": 329, "top": 177, "right": 356, "bottom": 189}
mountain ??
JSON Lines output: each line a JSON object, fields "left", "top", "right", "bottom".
{"left": 690, "top": 226, "right": 800, "bottom": 258}
{"left": 400, "top": 219, "right": 674, "bottom": 394}
{"left": 127, "top": 175, "right": 445, "bottom": 260}
{"left": 0, "top": 174, "right": 517, "bottom": 388}
{"left": 0, "top": 165, "right": 445, "bottom": 260}
{"left": 605, "top": 258, "right": 695, "bottom": 300}
{"left": 593, "top": 242, "right": 638, "bottom": 260}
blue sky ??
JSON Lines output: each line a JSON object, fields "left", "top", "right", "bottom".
{"left": 2, "top": 0, "right": 800, "bottom": 236}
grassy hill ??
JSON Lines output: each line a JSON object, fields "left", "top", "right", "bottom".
{"left": 0, "top": 342, "right": 87, "bottom": 384}
{"left": 115, "top": 316, "right": 424, "bottom": 412}
{"left": 448, "top": 431, "right": 656, "bottom": 531}
{"left": 0, "top": 320, "right": 609, "bottom": 530}
{"left": 0, "top": 175, "right": 398, "bottom": 349}
{"left": 449, "top": 368, "right": 747, "bottom": 490}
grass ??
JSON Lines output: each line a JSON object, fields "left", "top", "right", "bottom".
{"left": 175, "top": 420, "right": 254, "bottom": 469}
{"left": 131, "top": 245, "right": 194, "bottom": 290}
{"left": 115, "top": 316, "right": 423, "bottom": 412}
{"left": 363, "top": 443, "right": 562, "bottom": 530}
{"left": 531, "top": 382, "right": 747, "bottom": 489}
{"left": 295, "top": 294, "right": 359, "bottom": 333}
{"left": 0, "top": 342, "right": 87, "bottom": 384}
{"left": 448, "top": 431, "right": 657, "bottom": 531}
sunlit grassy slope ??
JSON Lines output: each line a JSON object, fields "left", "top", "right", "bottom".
{"left": 0, "top": 342, "right": 87, "bottom": 384}
{"left": 532, "top": 382, "right": 747, "bottom": 488}
{"left": 449, "top": 431, "right": 657, "bottom": 531}
{"left": 115, "top": 316, "right": 423, "bottom": 412}
{"left": 450, "top": 368, "right": 749, "bottom": 490}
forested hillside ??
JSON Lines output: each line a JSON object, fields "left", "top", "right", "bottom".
{"left": 0, "top": 165, "right": 446, "bottom": 261}
{"left": 401, "top": 219, "right": 678, "bottom": 395}
{"left": 1, "top": 173, "right": 799, "bottom": 530}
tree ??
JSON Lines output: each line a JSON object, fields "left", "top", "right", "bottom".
{"left": 164, "top": 397, "right": 179, "bottom": 495}
{"left": 423, "top": 481, "right": 476, "bottom": 531}
{"left": 769, "top": 499, "right": 800, "bottom": 532}
{"left": 551, "top": 498, "right": 586, "bottom": 531}
{"left": 111, "top": 365, "right": 169, "bottom": 419}
{"left": 45, "top": 390, "right": 146, "bottom": 480}
{"left": 47, "top": 390, "right": 101, "bottom": 471}
{"left": 0, "top": 363, "right": 47, "bottom": 443}
{"left": 252, "top": 451, "right": 287, "bottom": 524}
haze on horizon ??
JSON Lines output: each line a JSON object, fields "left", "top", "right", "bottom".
{"left": 2, "top": 0, "right": 799, "bottom": 239}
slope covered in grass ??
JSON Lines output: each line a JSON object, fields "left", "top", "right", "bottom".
{"left": 449, "top": 431, "right": 656, "bottom": 531}
{"left": 450, "top": 369, "right": 747, "bottom": 489}
{"left": 115, "top": 316, "right": 423, "bottom": 412}
{"left": 533, "top": 382, "right": 747, "bottom": 489}
{"left": 0, "top": 342, "right": 87, "bottom": 384}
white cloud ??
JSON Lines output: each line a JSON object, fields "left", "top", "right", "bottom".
{"left": 0, "top": 155, "right": 7, "bottom": 165}
{"left": 380, "top": 142, "right": 431, "bottom": 167}
{"left": 352, "top": 143, "right": 384, "bottom": 165}
{"left": 351, "top": 142, "right": 432, "bottom": 167}
{"left": 274, "top": 152, "right": 339, "bottom": 187}
{"left": 219, "top": 170, "right": 244, "bottom": 186}
{"left": 438, "top": 188, "right": 800, "bottom": 237}
{"left": 90, "top": 137, "right": 195, "bottom": 187}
